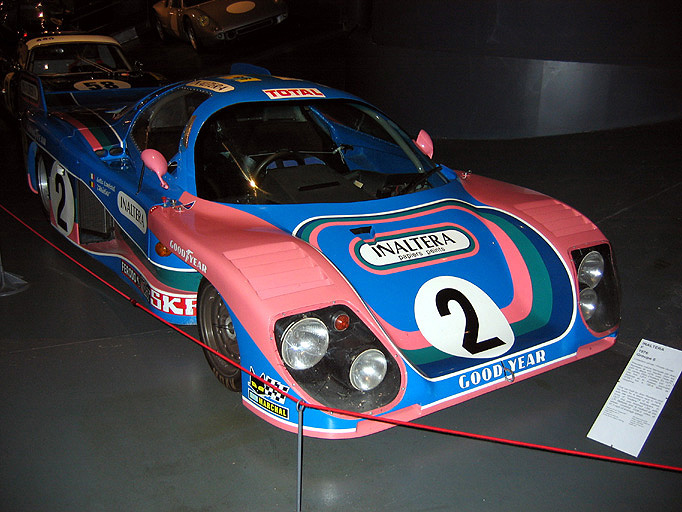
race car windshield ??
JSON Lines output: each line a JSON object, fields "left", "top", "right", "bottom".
{"left": 29, "top": 43, "right": 131, "bottom": 75}
{"left": 194, "top": 99, "right": 442, "bottom": 204}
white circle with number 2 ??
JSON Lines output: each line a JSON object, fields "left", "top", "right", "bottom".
{"left": 49, "top": 163, "right": 75, "bottom": 236}
{"left": 414, "top": 276, "right": 514, "bottom": 359}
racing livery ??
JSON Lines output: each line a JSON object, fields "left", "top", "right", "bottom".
{"left": 2, "top": 34, "right": 165, "bottom": 118}
{"left": 21, "top": 64, "right": 620, "bottom": 438}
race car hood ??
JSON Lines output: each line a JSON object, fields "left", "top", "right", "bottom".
{"left": 196, "top": 0, "right": 286, "bottom": 25}
{"left": 255, "top": 184, "right": 576, "bottom": 379}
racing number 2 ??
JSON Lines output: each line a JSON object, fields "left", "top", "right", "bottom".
{"left": 414, "top": 276, "right": 515, "bottom": 359}
{"left": 49, "top": 163, "right": 75, "bottom": 236}
{"left": 436, "top": 288, "right": 505, "bottom": 355}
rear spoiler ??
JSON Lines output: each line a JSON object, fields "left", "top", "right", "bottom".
{"left": 17, "top": 73, "right": 157, "bottom": 114}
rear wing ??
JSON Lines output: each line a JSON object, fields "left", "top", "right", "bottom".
{"left": 16, "top": 73, "right": 158, "bottom": 115}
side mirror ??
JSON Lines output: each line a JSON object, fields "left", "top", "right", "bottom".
{"left": 141, "top": 149, "right": 169, "bottom": 189}
{"left": 413, "top": 129, "right": 434, "bottom": 159}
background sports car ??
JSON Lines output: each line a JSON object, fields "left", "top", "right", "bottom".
{"left": 21, "top": 64, "right": 620, "bottom": 438}
{"left": 152, "top": 0, "right": 288, "bottom": 51}
{"left": 1, "top": 33, "right": 165, "bottom": 118}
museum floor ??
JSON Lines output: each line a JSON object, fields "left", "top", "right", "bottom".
{"left": 1, "top": 24, "right": 681, "bottom": 511}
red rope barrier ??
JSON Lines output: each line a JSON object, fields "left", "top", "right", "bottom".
{"left": 3, "top": 201, "right": 681, "bottom": 474}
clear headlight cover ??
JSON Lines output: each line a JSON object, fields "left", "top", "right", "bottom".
{"left": 579, "top": 287, "right": 599, "bottom": 320}
{"left": 578, "top": 250, "right": 604, "bottom": 289}
{"left": 350, "top": 349, "right": 387, "bottom": 391}
{"left": 281, "top": 317, "right": 329, "bottom": 370}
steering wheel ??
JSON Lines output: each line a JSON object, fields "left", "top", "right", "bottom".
{"left": 252, "top": 150, "right": 308, "bottom": 181}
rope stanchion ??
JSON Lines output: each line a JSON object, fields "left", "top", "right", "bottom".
{"left": 3, "top": 200, "right": 682, "bottom": 479}
{"left": 296, "top": 402, "right": 306, "bottom": 512}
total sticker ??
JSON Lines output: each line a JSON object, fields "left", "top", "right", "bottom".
{"left": 414, "top": 276, "right": 514, "bottom": 359}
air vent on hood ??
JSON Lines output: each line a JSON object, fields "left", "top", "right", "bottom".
{"left": 224, "top": 241, "right": 332, "bottom": 300}
{"left": 516, "top": 199, "right": 596, "bottom": 238}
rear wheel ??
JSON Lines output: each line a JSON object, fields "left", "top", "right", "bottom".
{"left": 184, "top": 19, "right": 202, "bottom": 51}
{"left": 197, "top": 279, "right": 241, "bottom": 391}
{"left": 36, "top": 152, "right": 51, "bottom": 215}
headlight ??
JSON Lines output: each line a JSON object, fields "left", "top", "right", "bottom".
{"left": 572, "top": 245, "right": 620, "bottom": 333}
{"left": 578, "top": 250, "right": 604, "bottom": 288}
{"left": 350, "top": 349, "right": 387, "bottom": 391}
{"left": 281, "top": 317, "right": 329, "bottom": 370}
{"left": 579, "top": 288, "right": 598, "bottom": 320}
{"left": 275, "top": 306, "right": 401, "bottom": 412}
{"left": 197, "top": 15, "right": 211, "bottom": 27}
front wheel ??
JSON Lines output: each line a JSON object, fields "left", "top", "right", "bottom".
{"left": 184, "top": 19, "right": 202, "bottom": 51}
{"left": 154, "top": 16, "right": 167, "bottom": 42}
{"left": 197, "top": 279, "right": 241, "bottom": 391}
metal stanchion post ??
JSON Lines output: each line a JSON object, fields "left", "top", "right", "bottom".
{"left": 296, "top": 402, "right": 305, "bottom": 512}
{"left": 0, "top": 245, "right": 29, "bottom": 296}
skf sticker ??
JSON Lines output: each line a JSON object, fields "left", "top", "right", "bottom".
{"left": 263, "top": 88, "right": 325, "bottom": 99}
{"left": 248, "top": 368, "right": 290, "bottom": 420}
{"left": 187, "top": 79, "right": 235, "bottom": 93}
{"left": 117, "top": 191, "right": 147, "bottom": 234}
{"left": 121, "top": 260, "right": 197, "bottom": 316}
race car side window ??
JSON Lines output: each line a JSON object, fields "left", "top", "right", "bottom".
{"left": 131, "top": 88, "right": 208, "bottom": 161}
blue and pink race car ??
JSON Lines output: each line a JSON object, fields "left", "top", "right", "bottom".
{"left": 20, "top": 64, "right": 620, "bottom": 438}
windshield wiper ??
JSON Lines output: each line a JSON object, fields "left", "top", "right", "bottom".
{"left": 399, "top": 165, "right": 442, "bottom": 195}
{"left": 73, "top": 54, "right": 115, "bottom": 75}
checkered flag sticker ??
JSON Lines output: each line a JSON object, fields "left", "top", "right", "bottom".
{"left": 249, "top": 368, "right": 290, "bottom": 405}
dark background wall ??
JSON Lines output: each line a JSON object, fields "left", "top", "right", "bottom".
{"left": 342, "top": 0, "right": 682, "bottom": 138}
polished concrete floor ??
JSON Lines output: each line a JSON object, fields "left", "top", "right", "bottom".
{"left": 1, "top": 22, "right": 681, "bottom": 512}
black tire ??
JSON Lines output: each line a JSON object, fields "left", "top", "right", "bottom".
{"left": 35, "top": 151, "right": 51, "bottom": 215}
{"left": 154, "top": 16, "right": 167, "bottom": 42}
{"left": 197, "top": 279, "right": 241, "bottom": 391}
{"left": 184, "top": 19, "right": 202, "bottom": 51}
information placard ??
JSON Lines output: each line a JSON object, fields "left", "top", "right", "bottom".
{"left": 587, "top": 339, "right": 682, "bottom": 457}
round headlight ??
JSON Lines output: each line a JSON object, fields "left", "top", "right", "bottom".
{"left": 578, "top": 250, "right": 604, "bottom": 289}
{"left": 579, "top": 288, "right": 599, "bottom": 320}
{"left": 197, "top": 15, "right": 210, "bottom": 27}
{"left": 281, "top": 317, "right": 329, "bottom": 370}
{"left": 349, "top": 349, "right": 387, "bottom": 391}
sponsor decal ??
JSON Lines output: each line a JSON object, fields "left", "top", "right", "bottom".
{"left": 25, "top": 123, "right": 46, "bottom": 146}
{"left": 414, "top": 276, "right": 515, "bottom": 359}
{"left": 20, "top": 79, "right": 39, "bottom": 103}
{"left": 121, "top": 260, "right": 150, "bottom": 301}
{"left": 247, "top": 368, "right": 290, "bottom": 420}
{"left": 121, "top": 260, "right": 196, "bottom": 316}
{"left": 223, "top": 74, "right": 261, "bottom": 82}
{"left": 187, "top": 79, "right": 235, "bottom": 93}
{"left": 354, "top": 226, "right": 474, "bottom": 270}
{"left": 263, "top": 87, "right": 325, "bottom": 99}
{"left": 457, "top": 349, "right": 546, "bottom": 390}
{"left": 168, "top": 240, "right": 207, "bottom": 272}
{"left": 117, "top": 191, "right": 147, "bottom": 233}
{"left": 90, "top": 173, "right": 115, "bottom": 197}
{"left": 73, "top": 79, "right": 131, "bottom": 91}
